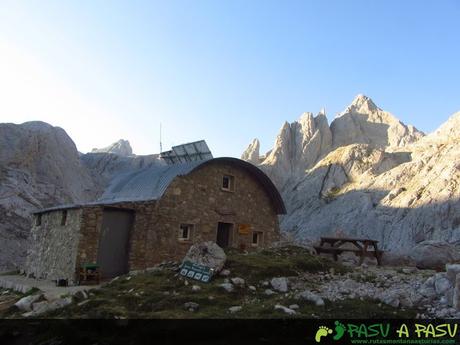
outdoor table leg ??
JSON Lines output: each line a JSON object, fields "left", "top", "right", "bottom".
{"left": 373, "top": 242, "right": 382, "bottom": 266}
{"left": 359, "top": 242, "right": 369, "bottom": 265}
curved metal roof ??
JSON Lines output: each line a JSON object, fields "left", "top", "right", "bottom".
{"left": 98, "top": 157, "right": 286, "bottom": 214}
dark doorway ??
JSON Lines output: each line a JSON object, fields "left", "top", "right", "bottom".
{"left": 216, "top": 222, "right": 232, "bottom": 248}
{"left": 97, "top": 209, "right": 134, "bottom": 279}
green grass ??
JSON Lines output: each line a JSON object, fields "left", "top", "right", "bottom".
{"left": 354, "top": 272, "right": 379, "bottom": 284}
{"left": 43, "top": 268, "right": 417, "bottom": 319}
{"left": 225, "top": 245, "right": 348, "bottom": 283}
{"left": 36, "top": 246, "right": 417, "bottom": 319}
{"left": 0, "top": 270, "right": 20, "bottom": 276}
{"left": 0, "top": 288, "right": 27, "bottom": 318}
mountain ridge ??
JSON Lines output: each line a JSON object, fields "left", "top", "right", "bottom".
{"left": 241, "top": 95, "right": 459, "bottom": 251}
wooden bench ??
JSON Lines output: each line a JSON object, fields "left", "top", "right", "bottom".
{"left": 78, "top": 263, "right": 101, "bottom": 285}
{"left": 314, "top": 237, "right": 383, "bottom": 266}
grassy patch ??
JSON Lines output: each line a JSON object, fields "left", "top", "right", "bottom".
{"left": 225, "top": 246, "right": 348, "bottom": 283}
{"left": 45, "top": 270, "right": 417, "bottom": 319}
{"left": 0, "top": 288, "right": 25, "bottom": 318}
{"left": 323, "top": 187, "right": 342, "bottom": 203}
{"left": 0, "top": 270, "right": 20, "bottom": 276}
{"left": 354, "top": 272, "right": 379, "bottom": 284}
{"left": 14, "top": 246, "right": 417, "bottom": 319}
{"left": 24, "top": 287, "right": 41, "bottom": 296}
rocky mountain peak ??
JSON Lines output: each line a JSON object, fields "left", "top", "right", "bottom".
{"left": 427, "top": 111, "right": 460, "bottom": 143}
{"left": 331, "top": 95, "right": 424, "bottom": 149}
{"left": 256, "top": 111, "right": 332, "bottom": 188}
{"left": 92, "top": 139, "right": 133, "bottom": 156}
{"left": 242, "top": 95, "right": 424, "bottom": 191}
{"left": 241, "top": 138, "right": 260, "bottom": 165}
{"left": 343, "top": 94, "right": 379, "bottom": 114}
{"left": 20, "top": 121, "right": 55, "bottom": 131}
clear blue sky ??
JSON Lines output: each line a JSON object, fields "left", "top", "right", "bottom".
{"left": 0, "top": 0, "right": 459, "bottom": 157}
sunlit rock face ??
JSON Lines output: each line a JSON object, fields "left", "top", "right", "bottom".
{"left": 241, "top": 138, "right": 261, "bottom": 165}
{"left": 91, "top": 139, "right": 133, "bottom": 156}
{"left": 259, "top": 110, "right": 332, "bottom": 189}
{"left": 241, "top": 95, "right": 460, "bottom": 252}
{"left": 330, "top": 94, "right": 424, "bottom": 149}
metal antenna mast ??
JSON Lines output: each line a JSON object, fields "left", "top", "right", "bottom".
{"left": 160, "top": 123, "right": 163, "bottom": 153}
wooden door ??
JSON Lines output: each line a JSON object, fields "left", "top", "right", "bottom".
{"left": 216, "top": 222, "right": 232, "bottom": 248}
{"left": 97, "top": 209, "right": 134, "bottom": 279}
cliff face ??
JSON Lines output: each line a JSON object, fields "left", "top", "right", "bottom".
{"left": 330, "top": 95, "right": 424, "bottom": 149}
{"left": 80, "top": 152, "right": 163, "bottom": 192}
{"left": 0, "top": 122, "right": 97, "bottom": 270}
{"left": 241, "top": 95, "right": 460, "bottom": 251}
{"left": 258, "top": 111, "right": 332, "bottom": 189}
{"left": 0, "top": 126, "right": 163, "bottom": 271}
{"left": 241, "top": 139, "right": 261, "bottom": 165}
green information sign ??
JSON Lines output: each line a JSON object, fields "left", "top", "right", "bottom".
{"left": 179, "top": 260, "right": 214, "bottom": 283}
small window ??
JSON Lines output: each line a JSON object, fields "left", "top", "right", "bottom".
{"left": 222, "top": 175, "right": 235, "bottom": 191}
{"left": 252, "top": 231, "right": 263, "bottom": 246}
{"left": 35, "top": 214, "right": 42, "bottom": 226}
{"left": 61, "top": 210, "right": 68, "bottom": 226}
{"left": 179, "top": 224, "right": 193, "bottom": 241}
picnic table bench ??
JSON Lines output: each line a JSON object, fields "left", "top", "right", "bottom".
{"left": 314, "top": 236, "right": 383, "bottom": 266}
{"left": 78, "top": 263, "right": 101, "bottom": 285}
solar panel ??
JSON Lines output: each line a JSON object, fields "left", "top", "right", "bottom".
{"left": 160, "top": 140, "right": 213, "bottom": 165}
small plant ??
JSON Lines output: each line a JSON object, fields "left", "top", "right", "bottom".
{"left": 323, "top": 187, "right": 341, "bottom": 203}
{"left": 24, "top": 287, "right": 41, "bottom": 296}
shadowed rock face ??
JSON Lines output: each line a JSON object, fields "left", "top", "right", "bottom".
{"left": 0, "top": 122, "right": 97, "bottom": 271}
{"left": 0, "top": 124, "right": 163, "bottom": 271}
{"left": 241, "top": 95, "right": 460, "bottom": 253}
{"left": 80, "top": 152, "right": 163, "bottom": 192}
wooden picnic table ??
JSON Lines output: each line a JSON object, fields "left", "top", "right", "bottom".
{"left": 314, "top": 236, "right": 383, "bottom": 266}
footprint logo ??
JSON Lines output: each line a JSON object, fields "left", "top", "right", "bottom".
{"left": 333, "top": 321, "right": 346, "bottom": 341}
{"left": 315, "top": 326, "right": 333, "bottom": 343}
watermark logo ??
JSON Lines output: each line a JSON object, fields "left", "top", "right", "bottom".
{"left": 314, "top": 326, "right": 333, "bottom": 343}
{"left": 315, "top": 321, "right": 346, "bottom": 343}
{"left": 313, "top": 321, "right": 458, "bottom": 344}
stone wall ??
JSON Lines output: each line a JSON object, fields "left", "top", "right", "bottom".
{"left": 25, "top": 209, "right": 82, "bottom": 283}
{"left": 74, "top": 162, "right": 281, "bottom": 271}
{"left": 135, "top": 162, "right": 281, "bottom": 268}
{"left": 75, "top": 206, "right": 104, "bottom": 271}
{"left": 26, "top": 161, "right": 282, "bottom": 280}
{"left": 74, "top": 202, "right": 156, "bottom": 273}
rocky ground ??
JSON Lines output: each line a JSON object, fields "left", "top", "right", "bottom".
{"left": 1, "top": 245, "right": 457, "bottom": 319}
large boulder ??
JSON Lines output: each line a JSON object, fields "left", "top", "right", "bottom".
{"left": 410, "top": 241, "right": 460, "bottom": 270}
{"left": 22, "top": 297, "right": 72, "bottom": 317}
{"left": 270, "top": 277, "right": 288, "bottom": 292}
{"left": 380, "top": 251, "right": 416, "bottom": 267}
{"left": 446, "top": 264, "right": 460, "bottom": 285}
{"left": 182, "top": 241, "right": 227, "bottom": 273}
{"left": 14, "top": 294, "right": 42, "bottom": 312}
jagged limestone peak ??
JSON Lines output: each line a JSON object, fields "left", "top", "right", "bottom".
{"left": 92, "top": 139, "right": 133, "bottom": 156}
{"left": 241, "top": 138, "right": 261, "bottom": 164}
